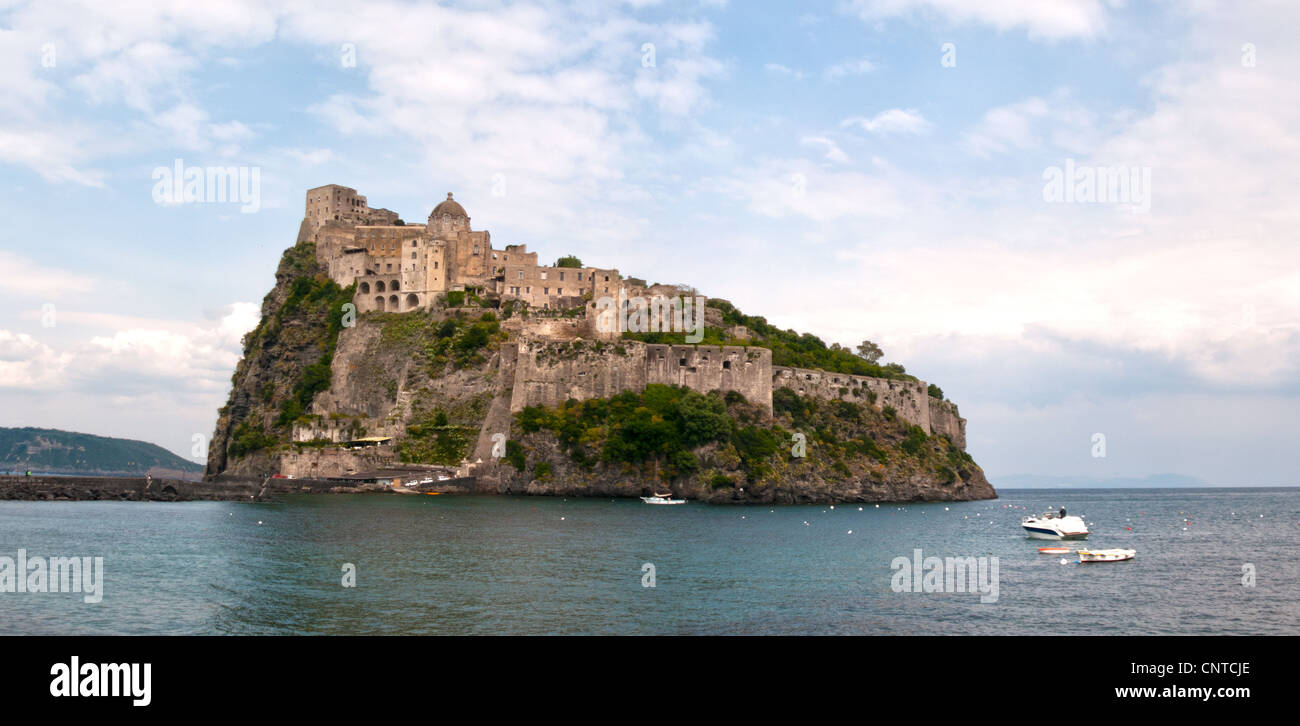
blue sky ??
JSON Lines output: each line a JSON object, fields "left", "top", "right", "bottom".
{"left": 1, "top": 0, "right": 1297, "bottom": 485}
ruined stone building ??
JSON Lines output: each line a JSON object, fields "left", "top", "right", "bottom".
{"left": 300, "top": 184, "right": 624, "bottom": 314}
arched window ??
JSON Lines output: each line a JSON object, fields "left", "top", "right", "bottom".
{"left": 389, "top": 295, "right": 398, "bottom": 309}
{"left": 375, "top": 296, "right": 386, "bottom": 312}
{"left": 406, "top": 293, "right": 419, "bottom": 310}
{"left": 376, "top": 281, "right": 386, "bottom": 292}
{"left": 359, "top": 281, "right": 370, "bottom": 294}
{"left": 391, "top": 280, "right": 400, "bottom": 291}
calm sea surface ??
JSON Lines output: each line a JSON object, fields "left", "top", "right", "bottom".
{"left": 1, "top": 488, "right": 1296, "bottom": 635}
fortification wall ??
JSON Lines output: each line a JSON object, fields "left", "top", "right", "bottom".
{"left": 927, "top": 398, "right": 967, "bottom": 449}
{"left": 509, "top": 340, "right": 648, "bottom": 411}
{"left": 507, "top": 341, "right": 773, "bottom": 412}
{"left": 645, "top": 345, "right": 772, "bottom": 411}
{"left": 772, "top": 366, "right": 933, "bottom": 435}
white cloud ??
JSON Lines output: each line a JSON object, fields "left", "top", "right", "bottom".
{"left": 846, "top": 0, "right": 1110, "bottom": 40}
{"left": 841, "top": 108, "right": 931, "bottom": 135}
{"left": 712, "top": 159, "right": 905, "bottom": 222}
{"left": 764, "top": 63, "right": 804, "bottom": 79}
{"left": 823, "top": 57, "right": 875, "bottom": 81}
{"left": 800, "top": 136, "right": 850, "bottom": 164}
{"left": 0, "top": 251, "right": 100, "bottom": 295}
{"left": 0, "top": 331, "right": 72, "bottom": 388}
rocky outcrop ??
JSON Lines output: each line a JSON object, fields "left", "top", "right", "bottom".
{"left": 207, "top": 242, "right": 995, "bottom": 504}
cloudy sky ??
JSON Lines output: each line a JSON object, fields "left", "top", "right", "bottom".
{"left": 1, "top": 0, "right": 1296, "bottom": 485}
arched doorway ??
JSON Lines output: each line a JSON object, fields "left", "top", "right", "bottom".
{"left": 375, "top": 296, "right": 385, "bottom": 312}
{"left": 406, "top": 293, "right": 419, "bottom": 310}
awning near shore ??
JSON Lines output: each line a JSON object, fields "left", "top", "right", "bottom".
{"left": 340, "top": 436, "right": 393, "bottom": 447}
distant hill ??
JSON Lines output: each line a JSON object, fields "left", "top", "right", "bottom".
{"left": 0, "top": 427, "right": 202, "bottom": 478}
{"left": 994, "top": 473, "right": 1211, "bottom": 489}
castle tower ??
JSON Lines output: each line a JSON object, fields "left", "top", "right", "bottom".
{"left": 428, "top": 192, "right": 469, "bottom": 236}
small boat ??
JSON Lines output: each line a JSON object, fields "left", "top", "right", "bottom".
{"left": 1037, "top": 546, "right": 1072, "bottom": 554}
{"left": 1077, "top": 548, "right": 1135, "bottom": 563}
{"left": 1022, "top": 512, "right": 1090, "bottom": 540}
{"left": 640, "top": 492, "right": 685, "bottom": 505}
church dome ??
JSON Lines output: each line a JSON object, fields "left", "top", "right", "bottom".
{"left": 431, "top": 192, "right": 467, "bottom": 219}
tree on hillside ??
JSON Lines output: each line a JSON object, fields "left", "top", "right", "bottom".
{"left": 856, "top": 340, "right": 883, "bottom": 364}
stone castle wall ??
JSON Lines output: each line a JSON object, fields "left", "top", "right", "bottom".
{"left": 927, "top": 398, "right": 967, "bottom": 449}
{"left": 502, "top": 343, "right": 967, "bottom": 448}
{"left": 770, "top": 366, "right": 966, "bottom": 447}
{"left": 506, "top": 341, "right": 773, "bottom": 413}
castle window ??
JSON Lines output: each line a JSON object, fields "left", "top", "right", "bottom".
{"left": 387, "top": 263, "right": 393, "bottom": 271}
{"left": 558, "top": 288, "right": 563, "bottom": 295}
{"left": 723, "top": 361, "right": 731, "bottom": 369}
{"left": 540, "top": 271, "right": 547, "bottom": 280}
{"left": 679, "top": 358, "right": 687, "bottom": 366}
{"left": 559, "top": 272, "right": 565, "bottom": 281}
{"left": 518, "top": 271, "right": 523, "bottom": 280}
{"left": 411, "top": 252, "right": 416, "bottom": 259}
{"left": 544, "top": 288, "right": 549, "bottom": 295}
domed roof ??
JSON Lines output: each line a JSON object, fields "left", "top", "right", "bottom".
{"left": 431, "top": 192, "right": 467, "bottom": 219}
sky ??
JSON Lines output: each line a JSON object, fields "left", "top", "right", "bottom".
{"left": 0, "top": 0, "right": 1296, "bottom": 485}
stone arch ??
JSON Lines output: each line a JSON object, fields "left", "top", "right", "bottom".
{"left": 375, "top": 296, "right": 386, "bottom": 312}
{"left": 391, "top": 279, "right": 400, "bottom": 291}
{"left": 406, "top": 293, "right": 419, "bottom": 310}
{"left": 388, "top": 294, "right": 398, "bottom": 310}
{"left": 359, "top": 281, "right": 370, "bottom": 294}
{"left": 376, "top": 280, "right": 386, "bottom": 293}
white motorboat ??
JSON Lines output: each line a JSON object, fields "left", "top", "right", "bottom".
{"left": 1022, "top": 512, "right": 1090, "bottom": 540}
{"left": 640, "top": 492, "right": 685, "bottom": 505}
{"left": 1077, "top": 548, "right": 1135, "bottom": 563}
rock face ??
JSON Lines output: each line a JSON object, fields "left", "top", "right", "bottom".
{"left": 207, "top": 241, "right": 996, "bottom": 504}
{"left": 482, "top": 388, "right": 995, "bottom": 504}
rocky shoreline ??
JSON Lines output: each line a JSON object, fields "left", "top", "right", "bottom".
{"left": 0, "top": 475, "right": 385, "bottom": 502}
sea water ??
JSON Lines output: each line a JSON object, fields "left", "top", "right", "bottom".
{"left": 0, "top": 488, "right": 1296, "bottom": 635}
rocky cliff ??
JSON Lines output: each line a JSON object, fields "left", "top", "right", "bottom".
{"left": 207, "top": 241, "right": 995, "bottom": 504}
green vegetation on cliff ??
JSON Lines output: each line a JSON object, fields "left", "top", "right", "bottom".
{"left": 619, "top": 299, "right": 915, "bottom": 381}
{"left": 513, "top": 384, "right": 972, "bottom": 488}
{"left": 216, "top": 242, "right": 354, "bottom": 460}
{"left": 378, "top": 309, "right": 506, "bottom": 374}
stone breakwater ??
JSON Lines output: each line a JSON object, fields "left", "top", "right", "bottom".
{"left": 0, "top": 475, "right": 386, "bottom": 502}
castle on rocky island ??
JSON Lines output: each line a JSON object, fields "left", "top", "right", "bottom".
{"left": 301, "top": 184, "right": 629, "bottom": 314}
{"left": 287, "top": 184, "right": 967, "bottom": 467}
